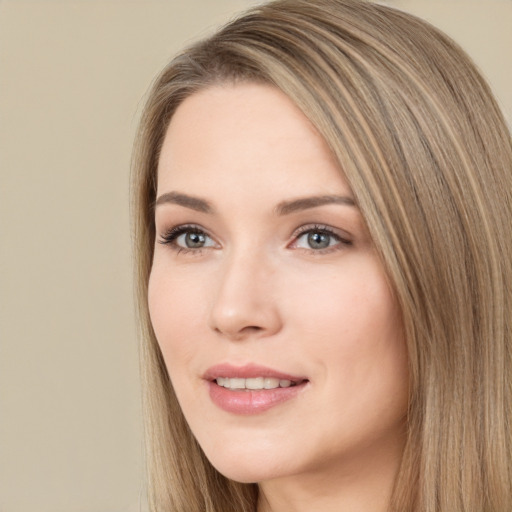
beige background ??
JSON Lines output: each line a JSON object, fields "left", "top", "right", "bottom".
{"left": 0, "top": 1, "right": 510, "bottom": 511}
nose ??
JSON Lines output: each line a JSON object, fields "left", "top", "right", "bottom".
{"left": 208, "top": 250, "right": 283, "bottom": 341}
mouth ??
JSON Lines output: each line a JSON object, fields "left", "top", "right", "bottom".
{"left": 204, "top": 364, "right": 309, "bottom": 414}
{"left": 214, "top": 376, "right": 304, "bottom": 391}
{"left": 204, "top": 363, "right": 308, "bottom": 388}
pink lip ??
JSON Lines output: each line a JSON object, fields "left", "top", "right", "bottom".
{"left": 203, "top": 363, "right": 308, "bottom": 415}
{"left": 203, "top": 363, "right": 305, "bottom": 382}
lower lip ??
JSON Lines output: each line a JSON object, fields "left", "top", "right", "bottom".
{"left": 208, "top": 381, "right": 307, "bottom": 415}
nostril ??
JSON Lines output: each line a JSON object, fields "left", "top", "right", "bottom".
{"left": 209, "top": 288, "right": 282, "bottom": 339}
{"left": 222, "top": 325, "right": 264, "bottom": 341}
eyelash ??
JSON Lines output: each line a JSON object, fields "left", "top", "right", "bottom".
{"left": 292, "top": 224, "right": 353, "bottom": 254}
{"left": 158, "top": 224, "right": 213, "bottom": 255}
{"left": 157, "top": 223, "right": 352, "bottom": 255}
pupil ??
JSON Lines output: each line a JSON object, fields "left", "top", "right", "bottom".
{"left": 308, "top": 232, "right": 330, "bottom": 249}
{"left": 186, "top": 232, "right": 205, "bottom": 248}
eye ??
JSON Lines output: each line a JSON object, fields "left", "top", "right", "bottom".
{"left": 158, "top": 225, "right": 216, "bottom": 252}
{"left": 292, "top": 225, "right": 352, "bottom": 252}
{"left": 177, "top": 231, "right": 212, "bottom": 249}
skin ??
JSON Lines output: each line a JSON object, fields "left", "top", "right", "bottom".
{"left": 148, "top": 83, "right": 409, "bottom": 512}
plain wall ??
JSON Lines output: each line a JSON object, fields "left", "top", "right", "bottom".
{"left": 0, "top": 1, "right": 510, "bottom": 511}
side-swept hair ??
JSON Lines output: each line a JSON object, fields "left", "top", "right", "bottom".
{"left": 131, "top": 1, "right": 512, "bottom": 510}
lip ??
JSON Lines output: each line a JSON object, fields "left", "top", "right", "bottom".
{"left": 204, "top": 363, "right": 308, "bottom": 415}
{"left": 203, "top": 363, "right": 306, "bottom": 382}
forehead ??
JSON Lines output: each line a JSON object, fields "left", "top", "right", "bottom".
{"left": 157, "top": 83, "right": 351, "bottom": 200}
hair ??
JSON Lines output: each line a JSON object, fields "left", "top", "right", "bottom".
{"left": 131, "top": 0, "right": 512, "bottom": 510}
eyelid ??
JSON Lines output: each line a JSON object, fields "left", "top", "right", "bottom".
{"left": 292, "top": 223, "right": 352, "bottom": 240}
{"left": 157, "top": 222, "right": 353, "bottom": 255}
{"left": 289, "top": 224, "right": 353, "bottom": 252}
{"left": 158, "top": 223, "right": 219, "bottom": 252}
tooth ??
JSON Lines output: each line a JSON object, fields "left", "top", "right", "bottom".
{"left": 246, "top": 377, "right": 264, "bottom": 390}
{"left": 229, "top": 378, "right": 245, "bottom": 389}
{"left": 216, "top": 376, "right": 295, "bottom": 390}
{"left": 264, "top": 378, "right": 280, "bottom": 389}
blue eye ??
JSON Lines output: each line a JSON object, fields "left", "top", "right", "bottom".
{"left": 159, "top": 225, "right": 216, "bottom": 251}
{"left": 302, "top": 231, "right": 333, "bottom": 249}
{"left": 176, "top": 231, "right": 212, "bottom": 249}
{"left": 294, "top": 226, "right": 351, "bottom": 251}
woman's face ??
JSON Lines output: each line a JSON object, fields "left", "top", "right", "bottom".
{"left": 148, "top": 83, "right": 408, "bottom": 487}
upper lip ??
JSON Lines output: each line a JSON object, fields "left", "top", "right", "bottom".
{"left": 203, "top": 363, "right": 307, "bottom": 383}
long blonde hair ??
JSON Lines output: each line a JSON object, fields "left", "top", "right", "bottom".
{"left": 131, "top": 1, "right": 512, "bottom": 510}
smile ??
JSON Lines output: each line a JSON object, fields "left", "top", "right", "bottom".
{"left": 215, "top": 377, "right": 298, "bottom": 390}
{"left": 204, "top": 364, "right": 309, "bottom": 414}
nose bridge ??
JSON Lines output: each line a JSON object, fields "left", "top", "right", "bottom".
{"left": 209, "top": 242, "right": 281, "bottom": 340}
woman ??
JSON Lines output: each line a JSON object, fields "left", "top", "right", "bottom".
{"left": 131, "top": 0, "right": 512, "bottom": 510}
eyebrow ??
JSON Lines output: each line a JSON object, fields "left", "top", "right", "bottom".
{"left": 275, "top": 195, "right": 356, "bottom": 215}
{"left": 154, "top": 191, "right": 356, "bottom": 215}
{"left": 154, "top": 191, "right": 213, "bottom": 213}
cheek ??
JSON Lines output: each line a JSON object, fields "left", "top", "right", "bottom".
{"left": 288, "top": 261, "right": 407, "bottom": 394}
{"left": 290, "top": 261, "right": 400, "bottom": 342}
{"left": 147, "top": 261, "right": 207, "bottom": 369}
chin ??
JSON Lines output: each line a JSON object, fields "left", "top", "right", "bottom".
{"left": 204, "top": 447, "right": 287, "bottom": 484}
{"left": 208, "top": 461, "right": 264, "bottom": 484}
{"left": 216, "top": 467, "right": 263, "bottom": 484}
